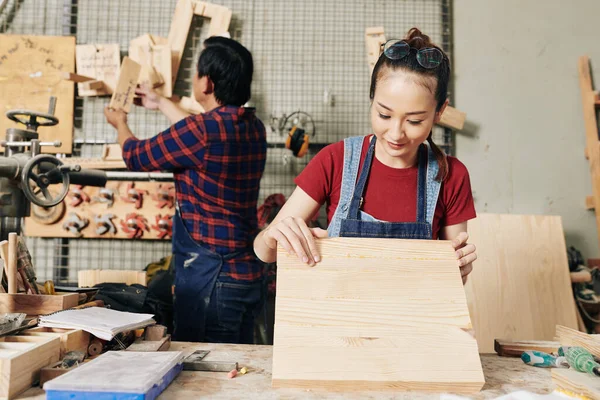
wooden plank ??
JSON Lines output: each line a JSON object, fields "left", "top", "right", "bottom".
{"left": 24, "top": 328, "right": 90, "bottom": 359}
{"left": 75, "top": 44, "right": 120, "bottom": 96}
{"left": 195, "top": 2, "right": 232, "bottom": 37}
{"left": 365, "top": 26, "right": 385, "bottom": 74}
{"left": 0, "top": 34, "right": 75, "bottom": 154}
{"left": 78, "top": 270, "right": 146, "bottom": 287}
{"left": 552, "top": 368, "right": 600, "bottom": 399}
{"left": 129, "top": 35, "right": 171, "bottom": 96}
{"left": 109, "top": 57, "right": 141, "bottom": 113}
{"left": 494, "top": 339, "right": 560, "bottom": 358}
{"left": 272, "top": 238, "right": 484, "bottom": 393}
{"left": 80, "top": 80, "right": 104, "bottom": 91}
{"left": 439, "top": 106, "right": 466, "bottom": 131}
{"left": 126, "top": 335, "right": 171, "bottom": 352}
{"left": 149, "top": 44, "right": 173, "bottom": 97}
{"left": 464, "top": 214, "right": 579, "bottom": 353}
{"left": 556, "top": 325, "right": 600, "bottom": 358}
{"left": 60, "top": 158, "right": 126, "bottom": 170}
{"left": 101, "top": 144, "right": 123, "bottom": 161}
{"left": 0, "top": 293, "right": 78, "bottom": 316}
{"left": 167, "top": 0, "right": 195, "bottom": 87}
{"left": 0, "top": 334, "right": 60, "bottom": 399}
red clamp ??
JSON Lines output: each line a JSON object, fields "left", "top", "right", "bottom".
{"left": 151, "top": 214, "right": 173, "bottom": 239}
{"left": 121, "top": 183, "right": 148, "bottom": 209}
{"left": 119, "top": 213, "right": 149, "bottom": 239}
{"left": 68, "top": 185, "right": 90, "bottom": 207}
{"left": 151, "top": 184, "right": 175, "bottom": 209}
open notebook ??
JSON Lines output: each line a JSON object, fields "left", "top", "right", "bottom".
{"left": 39, "top": 307, "right": 155, "bottom": 340}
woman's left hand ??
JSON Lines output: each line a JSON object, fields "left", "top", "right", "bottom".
{"left": 451, "top": 232, "right": 477, "bottom": 285}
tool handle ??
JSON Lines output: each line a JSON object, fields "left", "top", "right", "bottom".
{"left": 7, "top": 233, "right": 17, "bottom": 294}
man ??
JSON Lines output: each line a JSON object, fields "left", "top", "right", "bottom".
{"left": 104, "top": 36, "right": 267, "bottom": 344}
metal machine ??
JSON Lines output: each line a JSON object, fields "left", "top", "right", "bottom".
{"left": 0, "top": 97, "right": 173, "bottom": 241}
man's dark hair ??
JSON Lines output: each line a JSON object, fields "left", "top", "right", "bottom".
{"left": 197, "top": 36, "right": 253, "bottom": 106}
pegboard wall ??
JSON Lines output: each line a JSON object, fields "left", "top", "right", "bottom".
{"left": 1, "top": 0, "right": 454, "bottom": 285}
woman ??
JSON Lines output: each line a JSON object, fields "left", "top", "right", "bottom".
{"left": 254, "top": 28, "right": 477, "bottom": 283}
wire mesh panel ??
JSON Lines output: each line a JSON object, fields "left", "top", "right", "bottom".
{"left": 1, "top": 0, "right": 453, "bottom": 285}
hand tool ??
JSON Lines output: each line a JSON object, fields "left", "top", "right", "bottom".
{"left": 565, "top": 346, "right": 600, "bottom": 376}
{"left": 520, "top": 350, "right": 568, "bottom": 368}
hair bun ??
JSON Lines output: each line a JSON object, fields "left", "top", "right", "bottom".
{"left": 405, "top": 27, "right": 432, "bottom": 50}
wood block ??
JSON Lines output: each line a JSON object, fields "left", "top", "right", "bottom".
{"left": 109, "top": 57, "right": 141, "bottom": 113}
{"left": 0, "top": 34, "right": 75, "bottom": 154}
{"left": 60, "top": 158, "right": 126, "bottom": 170}
{"left": 78, "top": 270, "right": 146, "bottom": 288}
{"left": 272, "top": 238, "right": 484, "bottom": 393}
{"left": 144, "top": 325, "right": 167, "bottom": 341}
{"left": 556, "top": 325, "right": 600, "bottom": 358}
{"left": 126, "top": 335, "right": 170, "bottom": 352}
{"left": 494, "top": 339, "right": 560, "bottom": 357}
{"left": 438, "top": 106, "right": 466, "bottom": 131}
{"left": 75, "top": 44, "right": 120, "bottom": 96}
{"left": 24, "top": 328, "right": 90, "bottom": 359}
{"left": 464, "top": 214, "right": 578, "bottom": 353}
{"left": 101, "top": 144, "right": 123, "bottom": 161}
{"left": 80, "top": 80, "right": 103, "bottom": 91}
{"left": 149, "top": 44, "right": 172, "bottom": 97}
{"left": 552, "top": 368, "right": 600, "bottom": 399}
{"left": 365, "top": 26, "right": 385, "bottom": 73}
{"left": 0, "top": 293, "right": 78, "bottom": 316}
{"left": 168, "top": 0, "right": 195, "bottom": 87}
{"left": 0, "top": 334, "right": 60, "bottom": 399}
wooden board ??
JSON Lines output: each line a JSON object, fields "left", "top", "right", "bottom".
{"left": 494, "top": 339, "right": 560, "bottom": 358}
{"left": 556, "top": 325, "right": 600, "bottom": 358}
{"left": 75, "top": 44, "right": 120, "bottom": 96}
{"left": 0, "top": 334, "right": 60, "bottom": 399}
{"left": 109, "top": 57, "right": 141, "bottom": 113}
{"left": 0, "top": 34, "right": 75, "bottom": 154}
{"left": 61, "top": 158, "right": 126, "bottom": 170}
{"left": 78, "top": 269, "right": 146, "bottom": 287}
{"left": 272, "top": 238, "right": 484, "bottom": 393}
{"left": 365, "top": 27, "right": 386, "bottom": 73}
{"left": 439, "top": 106, "right": 466, "bottom": 131}
{"left": 464, "top": 214, "right": 579, "bottom": 353}
{"left": 196, "top": 2, "right": 232, "bottom": 37}
{"left": 168, "top": 0, "right": 195, "bottom": 87}
{"left": 129, "top": 35, "right": 172, "bottom": 98}
{"left": 552, "top": 368, "right": 600, "bottom": 399}
{"left": 23, "top": 181, "right": 174, "bottom": 239}
{"left": 0, "top": 293, "right": 78, "bottom": 316}
{"left": 24, "top": 328, "right": 90, "bottom": 359}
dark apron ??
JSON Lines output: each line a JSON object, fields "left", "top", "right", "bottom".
{"left": 171, "top": 209, "right": 245, "bottom": 342}
{"left": 338, "top": 136, "right": 432, "bottom": 239}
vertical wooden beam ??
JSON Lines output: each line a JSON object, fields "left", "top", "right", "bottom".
{"left": 578, "top": 56, "right": 600, "bottom": 249}
{"left": 167, "top": 0, "right": 196, "bottom": 87}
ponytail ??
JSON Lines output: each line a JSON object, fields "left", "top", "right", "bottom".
{"left": 427, "top": 133, "right": 448, "bottom": 182}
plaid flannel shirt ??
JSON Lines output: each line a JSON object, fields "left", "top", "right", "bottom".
{"left": 122, "top": 105, "right": 267, "bottom": 281}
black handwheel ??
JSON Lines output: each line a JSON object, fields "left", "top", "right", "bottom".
{"left": 6, "top": 110, "right": 59, "bottom": 131}
{"left": 21, "top": 155, "right": 69, "bottom": 207}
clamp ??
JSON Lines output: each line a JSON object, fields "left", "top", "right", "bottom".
{"left": 121, "top": 183, "right": 148, "bottom": 209}
{"left": 120, "top": 213, "right": 149, "bottom": 239}
{"left": 151, "top": 214, "right": 173, "bottom": 239}
{"left": 94, "top": 213, "right": 117, "bottom": 235}
{"left": 151, "top": 184, "right": 175, "bottom": 209}
{"left": 62, "top": 212, "right": 89, "bottom": 237}
{"left": 68, "top": 185, "right": 90, "bottom": 207}
{"left": 92, "top": 188, "right": 116, "bottom": 208}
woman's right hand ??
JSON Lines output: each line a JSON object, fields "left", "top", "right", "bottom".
{"left": 134, "top": 84, "right": 162, "bottom": 111}
{"left": 263, "top": 216, "right": 328, "bottom": 266}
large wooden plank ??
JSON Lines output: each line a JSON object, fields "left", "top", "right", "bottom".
{"left": 75, "top": 44, "right": 120, "bottom": 96}
{"left": 0, "top": 34, "right": 75, "bottom": 154}
{"left": 273, "top": 238, "right": 484, "bottom": 393}
{"left": 168, "top": 0, "right": 195, "bottom": 87}
{"left": 556, "top": 325, "right": 600, "bottom": 358}
{"left": 464, "top": 214, "right": 578, "bottom": 353}
{"left": 109, "top": 57, "right": 141, "bottom": 113}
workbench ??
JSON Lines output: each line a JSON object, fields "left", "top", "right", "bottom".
{"left": 18, "top": 342, "right": 555, "bottom": 399}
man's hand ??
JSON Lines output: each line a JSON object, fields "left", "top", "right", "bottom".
{"left": 104, "top": 107, "right": 127, "bottom": 129}
{"left": 134, "top": 84, "right": 162, "bottom": 111}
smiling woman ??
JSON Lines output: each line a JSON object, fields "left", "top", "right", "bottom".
{"left": 253, "top": 27, "right": 477, "bottom": 285}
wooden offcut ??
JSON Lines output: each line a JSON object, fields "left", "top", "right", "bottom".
{"left": 24, "top": 328, "right": 90, "bottom": 359}
{"left": 109, "top": 57, "right": 142, "bottom": 113}
{"left": 556, "top": 325, "right": 600, "bottom": 358}
{"left": 552, "top": 368, "right": 600, "bottom": 399}
{"left": 0, "top": 293, "right": 78, "bottom": 316}
{"left": 0, "top": 34, "right": 75, "bottom": 154}
{"left": 272, "top": 238, "right": 484, "bottom": 393}
{"left": 0, "top": 334, "right": 60, "bottom": 399}
{"left": 464, "top": 214, "right": 578, "bottom": 353}
{"left": 75, "top": 44, "right": 120, "bottom": 96}
{"left": 494, "top": 339, "right": 560, "bottom": 358}
{"left": 78, "top": 269, "right": 146, "bottom": 288}
{"left": 439, "top": 106, "right": 466, "bottom": 131}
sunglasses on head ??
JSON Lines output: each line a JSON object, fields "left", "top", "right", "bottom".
{"left": 381, "top": 39, "right": 445, "bottom": 69}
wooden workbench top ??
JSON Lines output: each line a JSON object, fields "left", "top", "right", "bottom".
{"left": 18, "top": 342, "right": 555, "bottom": 399}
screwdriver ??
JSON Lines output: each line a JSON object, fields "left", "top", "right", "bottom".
{"left": 565, "top": 347, "right": 600, "bottom": 376}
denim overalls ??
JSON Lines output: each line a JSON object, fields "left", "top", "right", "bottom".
{"left": 171, "top": 207, "right": 263, "bottom": 343}
{"left": 327, "top": 135, "right": 441, "bottom": 239}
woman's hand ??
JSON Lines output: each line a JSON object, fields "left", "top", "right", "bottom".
{"left": 451, "top": 232, "right": 477, "bottom": 285}
{"left": 263, "top": 216, "right": 328, "bottom": 266}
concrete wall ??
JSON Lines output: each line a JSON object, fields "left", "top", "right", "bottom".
{"left": 454, "top": 0, "right": 600, "bottom": 257}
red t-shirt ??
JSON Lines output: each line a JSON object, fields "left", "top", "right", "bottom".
{"left": 294, "top": 135, "right": 476, "bottom": 239}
